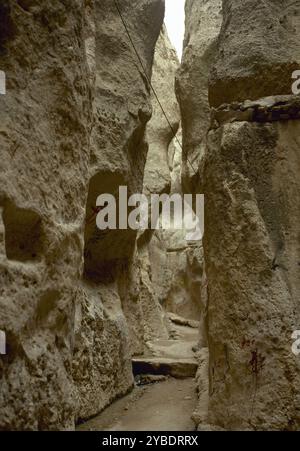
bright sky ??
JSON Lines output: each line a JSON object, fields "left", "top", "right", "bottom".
{"left": 164, "top": 0, "right": 185, "bottom": 60}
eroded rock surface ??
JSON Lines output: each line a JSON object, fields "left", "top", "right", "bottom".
{"left": 73, "top": 0, "right": 164, "bottom": 421}
{"left": 134, "top": 25, "right": 180, "bottom": 346}
{"left": 0, "top": 0, "right": 94, "bottom": 430}
{"left": 178, "top": 0, "right": 300, "bottom": 431}
{"left": 135, "top": 25, "right": 203, "bottom": 345}
{"left": 209, "top": 0, "right": 300, "bottom": 107}
{"left": 143, "top": 25, "right": 180, "bottom": 197}
{"left": 176, "top": 0, "right": 222, "bottom": 192}
{"left": 204, "top": 120, "right": 300, "bottom": 430}
{"left": 0, "top": 0, "right": 165, "bottom": 430}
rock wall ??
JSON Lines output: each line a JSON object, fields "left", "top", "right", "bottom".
{"left": 176, "top": 0, "right": 222, "bottom": 193}
{"left": 145, "top": 129, "right": 204, "bottom": 323}
{"left": 178, "top": 0, "right": 300, "bottom": 431}
{"left": 137, "top": 25, "right": 203, "bottom": 346}
{"left": 176, "top": 0, "right": 222, "bottom": 428}
{"left": 143, "top": 25, "right": 180, "bottom": 198}
{"left": 0, "top": 0, "right": 164, "bottom": 430}
{"left": 209, "top": 0, "right": 300, "bottom": 107}
{"left": 73, "top": 0, "right": 164, "bottom": 421}
{"left": 0, "top": 0, "right": 94, "bottom": 430}
{"left": 204, "top": 115, "right": 300, "bottom": 431}
{"left": 135, "top": 25, "right": 180, "bottom": 346}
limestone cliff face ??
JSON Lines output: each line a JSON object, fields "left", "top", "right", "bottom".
{"left": 143, "top": 25, "right": 180, "bottom": 197}
{"left": 144, "top": 128, "right": 204, "bottom": 324}
{"left": 178, "top": 0, "right": 300, "bottom": 431}
{"left": 204, "top": 118, "right": 300, "bottom": 431}
{"left": 137, "top": 26, "right": 203, "bottom": 345}
{"left": 209, "top": 0, "right": 300, "bottom": 107}
{"left": 0, "top": 0, "right": 164, "bottom": 430}
{"left": 136, "top": 25, "right": 181, "bottom": 345}
{"left": 73, "top": 0, "right": 164, "bottom": 421}
{"left": 176, "top": 0, "right": 222, "bottom": 193}
{"left": 0, "top": 0, "right": 94, "bottom": 431}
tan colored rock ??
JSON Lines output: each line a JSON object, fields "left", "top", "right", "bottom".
{"left": 192, "top": 348, "right": 209, "bottom": 428}
{"left": 136, "top": 242, "right": 169, "bottom": 344}
{"left": 167, "top": 312, "right": 199, "bottom": 329}
{"left": 73, "top": 0, "right": 165, "bottom": 421}
{"left": 145, "top": 339, "right": 196, "bottom": 360}
{"left": 144, "top": 25, "right": 180, "bottom": 196}
{"left": 204, "top": 120, "right": 300, "bottom": 430}
{"left": 136, "top": 25, "right": 204, "bottom": 348}
{"left": 0, "top": 0, "right": 94, "bottom": 431}
{"left": 148, "top": 230, "right": 203, "bottom": 321}
{"left": 176, "top": 0, "right": 222, "bottom": 192}
{"left": 0, "top": 0, "right": 165, "bottom": 430}
{"left": 175, "top": 0, "right": 219, "bottom": 358}
{"left": 72, "top": 283, "right": 134, "bottom": 422}
{"left": 209, "top": 0, "right": 300, "bottom": 107}
{"left": 133, "top": 25, "right": 181, "bottom": 346}
{"left": 178, "top": 0, "right": 300, "bottom": 431}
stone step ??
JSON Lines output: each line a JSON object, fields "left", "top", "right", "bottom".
{"left": 146, "top": 340, "right": 197, "bottom": 359}
{"left": 132, "top": 357, "right": 197, "bottom": 379}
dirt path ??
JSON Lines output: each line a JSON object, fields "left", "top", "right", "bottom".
{"left": 77, "top": 378, "right": 197, "bottom": 431}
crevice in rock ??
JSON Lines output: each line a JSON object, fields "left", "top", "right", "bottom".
{"left": 83, "top": 171, "right": 135, "bottom": 283}
{"left": 2, "top": 201, "right": 43, "bottom": 262}
{"left": 0, "top": 1, "right": 16, "bottom": 55}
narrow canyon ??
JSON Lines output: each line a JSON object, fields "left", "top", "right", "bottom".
{"left": 0, "top": 0, "right": 300, "bottom": 432}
